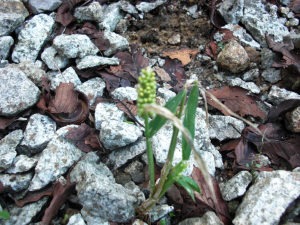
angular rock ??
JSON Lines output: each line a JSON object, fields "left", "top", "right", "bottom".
{"left": 217, "top": 0, "right": 244, "bottom": 25}
{"left": 285, "top": 106, "right": 300, "bottom": 133}
{"left": 267, "top": 86, "right": 300, "bottom": 105}
{"left": 136, "top": 0, "right": 167, "bottom": 13}
{"left": 6, "top": 155, "right": 38, "bottom": 174}
{"left": 241, "top": 0, "right": 290, "bottom": 48}
{"left": 149, "top": 204, "right": 174, "bottom": 223}
{"left": 0, "top": 172, "right": 33, "bottom": 193}
{"left": 81, "top": 208, "right": 110, "bottom": 225}
{"left": 0, "top": 130, "right": 23, "bottom": 172}
{"left": 70, "top": 152, "right": 140, "bottom": 223}
{"left": 227, "top": 77, "right": 260, "bottom": 94}
{"left": 28, "top": 0, "right": 62, "bottom": 14}
{"left": 74, "top": 77, "right": 106, "bottom": 106}
{"left": 242, "top": 68, "right": 259, "bottom": 81}
{"left": 29, "top": 125, "right": 85, "bottom": 191}
{"left": 124, "top": 181, "right": 145, "bottom": 205}
{"left": 124, "top": 161, "right": 144, "bottom": 184}
{"left": 99, "top": 2, "right": 125, "bottom": 32}
{"left": 0, "top": 69, "right": 38, "bottom": 116}
{"left": 261, "top": 68, "right": 281, "bottom": 84}
{"left": 74, "top": 2, "right": 103, "bottom": 23}
{"left": 120, "top": 1, "right": 138, "bottom": 14}
{"left": 0, "top": 36, "right": 13, "bottom": 59}
{"left": 12, "top": 14, "right": 55, "bottom": 63}
{"left": 289, "top": 18, "right": 299, "bottom": 27}
{"left": 67, "top": 213, "right": 86, "bottom": 225}
{"left": 105, "top": 137, "right": 146, "bottom": 170}
{"left": 233, "top": 170, "right": 300, "bottom": 225}
{"left": 132, "top": 219, "right": 148, "bottom": 225}
{"left": 178, "top": 211, "right": 224, "bottom": 225}
{"left": 115, "top": 19, "right": 130, "bottom": 34}
{"left": 115, "top": 172, "right": 132, "bottom": 186}
{"left": 18, "top": 114, "right": 57, "bottom": 156}
{"left": 260, "top": 48, "right": 281, "bottom": 69}
{"left": 6, "top": 60, "right": 46, "bottom": 88}
{"left": 217, "top": 39, "right": 250, "bottom": 73}
{"left": 111, "top": 87, "right": 138, "bottom": 101}
{"left": 41, "top": 46, "right": 70, "bottom": 70}
{"left": 220, "top": 171, "right": 252, "bottom": 201}
{"left": 0, "top": 1, "right": 29, "bottom": 36}
{"left": 157, "top": 88, "right": 176, "bottom": 103}
{"left": 52, "top": 34, "right": 99, "bottom": 58}
{"left": 100, "top": 120, "right": 143, "bottom": 150}
{"left": 222, "top": 24, "right": 260, "bottom": 50}
{"left": 103, "top": 30, "right": 129, "bottom": 56}
{"left": 0, "top": 196, "right": 48, "bottom": 225}
{"left": 168, "top": 34, "right": 181, "bottom": 45}
{"left": 197, "top": 150, "right": 216, "bottom": 176}
{"left": 76, "top": 55, "right": 119, "bottom": 70}
{"left": 50, "top": 67, "right": 82, "bottom": 91}
{"left": 95, "top": 102, "right": 124, "bottom": 129}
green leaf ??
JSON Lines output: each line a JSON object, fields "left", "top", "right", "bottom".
{"left": 0, "top": 211, "right": 10, "bottom": 219}
{"left": 123, "top": 119, "right": 134, "bottom": 125}
{"left": 148, "top": 90, "right": 186, "bottom": 137}
{"left": 160, "top": 219, "right": 166, "bottom": 225}
{"left": 246, "top": 163, "right": 249, "bottom": 167}
{"left": 255, "top": 164, "right": 261, "bottom": 168}
{"left": 169, "top": 212, "right": 175, "bottom": 217}
{"left": 182, "top": 85, "right": 199, "bottom": 160}
{"left": 176, "top": 178, "right": 195, "bottom": 201}
{"left": 180, "top": 176, "right": 201, "bottom": 193}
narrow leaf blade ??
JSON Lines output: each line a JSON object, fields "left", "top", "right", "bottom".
{"left": 182, "top": 85, "right": 199, "bottom": 160}
{"left": 0, "top": 211, "right": 10, "bottom": 219}
{"left": 180, "top": 176, "right": 201, "bottom": 193}
{"left": 176, "top": 178, "right": 195, "bottom": 201}
{"left": 148, "top": 90, "right": 185, "bottom": 137}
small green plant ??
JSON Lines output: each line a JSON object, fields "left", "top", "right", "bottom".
{"left": 77, "top": 19, "right": 84, "bottom": 24}
{"left": 217, "top": 42, "right": 225, "bottom": 49}
{"left": 123, "top": 119, "right": 134, "bottom": 125}
{"left": 0, "top": 210, "right": 10, "bottom": 220}
{"left": 136, "top": 67, "right": 213, "bottom": 217}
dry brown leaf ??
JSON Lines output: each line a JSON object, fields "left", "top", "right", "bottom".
{"left": 154, "top": 66, "right": 171, "bottom": 82}
{"left": 162, "top": 48, "right": 199, "bottom": 66}
{"left": 116, "top": 100, "right": 138, "bottom": 119}
{"left": 0, "top": 117, "right": 16, "bottom": 130}
{"left": 85, "top": 134, "right": 101, "bottom": 149}
{"left": 14, "top": 186, "right": 53, "bottom": 207}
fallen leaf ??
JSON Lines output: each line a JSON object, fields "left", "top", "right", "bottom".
{"left": 154, "top": 66, "right": 171, "bottom": 82}
{"left": 288, "top": 0, "right": 300, "bottom": 14}
{"left": 96, "top": 71, "right": 121, "bottom": 93}
{"left": 206, "top": 86, "right": 267, "bottom": 118}
{"left": 116, "top": 100, "right": 138, "bottom": 119}
{"left": 219, "top": 138, "right": 241, "bottom": 151}
{"left": 0, "top": 182, "right": 4, "bottom": 193}
{"left": 85, "top": 134, "right": 101, "bottom": 149}
{"left": 0, "top": 117, "right": 16, "bottom": 130}
{"left": 267, "top": 99, "right": 300, "bottom": 122}
{"left": 206, "top": 40, "right": 218, "bottom": 59}
{"left": 48, "top": 82, "right": 79, "bottom": 114}
{"left": 14, "top": 186, "right": 53, "bottom": 207}
{"left": 163, "top": 57, "right": 187, "bottom": 89}
{"left": 56, "top": 0, "right": 85, "bottom": 26}
{"left": 161, "top": 48, "right": 199, "bottom": 66}
{"left": 219, "top": 29, "right": 238, "bottom": 42}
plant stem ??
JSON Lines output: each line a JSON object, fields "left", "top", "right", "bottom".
{"left": 144, "top": 114, "right": 155, "bottom": 196}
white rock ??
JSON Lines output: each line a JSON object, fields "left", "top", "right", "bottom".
{"left": 74, "top": 2, "right": 103, "bottom": 23}
{"left": 67, "top": 213, "right": 86, "bottom": 225}
{"left": 267, "top": 86, "right": 300, "bottom": 105}
{"left": 76, "top": 55, "right": 119, "bottom": 70}
{"left": 178, "top": 211, "right": 224, "bottom": 225}
{"left": 111, "top": 87, "right": 138, "bottom": 101}
{"left": 99, "top": 2, "right": 125, "bottom": 31}
{"left": 103, "top": 30, "right": 129, "bottom": 56}
{"left": 242, "top": 68, "right": 259, "bottom": 81}
{"left": 0, "top": 172, "right": 33, "bottom": 192}
{"left": 261, "top": 68, "right": 281, "bottom": 84}
{"left": 6, "top": 154, "right": 38, "bottom": 174}
{"left": 227, "top": 77, "right": 260, "bottom": 94}
{"left": 81, "top": 208, "right": 110, "bottom": 225}
{"left": 50, "top": 67, "right": 82, "bottom": 91}
{"left": 41, "top": 46, "right": 70, "bottom": 70}
{"left": 136, "top": 0, "right": 167, "bottom": 13}
{"left": 149, "top": 204, "right": 174, "bottom": 223}
{"left": 95, "top": 102, "right": 124, "bottom": 129}
{"left": 217, "top": 0, "right": 244, "bottom": 25}
{"left": 0, "top": 36, "right": 14, "bottom": 59}
{"left": 157, "top": 88, "right": 176, "bottom": 103}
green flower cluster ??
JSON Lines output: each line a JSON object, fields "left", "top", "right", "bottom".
{"left": 137, "top": 67, "right": 157, "bottom": 116}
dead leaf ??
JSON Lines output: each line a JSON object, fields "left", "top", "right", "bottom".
{"left": 0, "top": 117, "right": 16, "bottom": 130}
{"left": 85, "top": 134, "right": 101, "bottom": 149}
{"left": 206, "top": 40, "right": 218, "bottom": 59}
{"left": 219, "top": 138, "right": 241, "bottom": 151}
{"left": 48, "top": 82, "right": 79, "bottom": 114}
{"left": 267, "top": 99, "right": 300, "bottom": 122}
{"left": 288, "top": 0, "right": 300, "bottom": 14}
{"left": 65, "top": 123, "right": 97, "bottom": 152}
{"left": 56, "top": 0, "right": 85, "bottom": 26}
{"left": 206, "top": 86, "right": 267, "bottom": 118}
{"left": 163, "top": 57, "right": 187, "bottom": 89}
{"left": 161, "top": 48, "right": 199, "bottom": 66}
{"left": 116, "top": 100, "right": 138, "bottom": 119}
{"left": 0, "top": 182, "right": 4, "bottom": 193}
{"left": 154, "top": 66, "right": 171, "bottom": 82}
{"left": 14, "top": 186, "right": 53, "bottom": 207}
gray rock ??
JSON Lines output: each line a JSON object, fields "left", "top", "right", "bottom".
{"left": 103, "top": 30, "right": 129, "bottom": 56}
{"left": 290, "top": 18, "right": 299, "bottom": 26}
{"left": 149, "top": 204, "right": 174, "bottom": 223}
{"left": 115, "top": 19, "right": 130, "bottom": 34}
{"left": 76, "top": 55, "right": 119, "bottom": 70}
{"left": 242, "top": 68, "right": 259, "bottom": 81}
{"left": 220, "top": 171, "right": 252, "bottom": 201}
{"left": 81, "top": 208, "right": 110, "bottom": 225}
{"left": 187, "top": 5, "right": 200, "bottom": 19}
{"left": 227, "top": 77, "right": 260, "bottom": 94}
{"left": 7, "top": 60, "right": 46, "bottom": 88}
{"left": 105, "top": 137, "right": 146, "bottom": 170}
{"left": 0, "top": 1, "right": 29, "bottom": 37}
{"left": 41, "top": 46, "right": 70, "bottom": 70}
{"left": 74, "top": 77, "right": 106, "bottom": 106}
{"left": 222, "top": 24, "right": 261, "bottom": 50}
{"left": 95, "top": 102, "right": 124, "bottom": 129}
{"left": 214, "top": 32, "right": 225, "bottom": 43}
{"left": 100, "top": 120, "right": 143, "bottom": 150}
{"left": 261, "top": 68, "right": 281, "bottom": 83}
{"left": 197, "top": 150, "right": 216, "bottom": 176}
{"left": 0, "top": 68, "right": 39, "bottom": 117}
{"left": 28, "top": 0, "right": 62, "bottom": 14}
{"left": 157, "top": 58, "right": 165, "bottom": 67}
{"left": 6, "top": 155, "right": 38, "bottom": 174}
{"left": 233, "top": 170, "right": 300, "bottom": 225}
{"left": 124, "top": 181, "right": 145, "bottom": 204}
{"left": 168, "top": 33, "right": 181, "bottom": 45}
{"left": 217, "top": 0, "right": 244, "bottom": 25}
{"left": 0, "top": 36, "right": 13, "bottom": 59}
{"left": 74, "top": 2, "right": 103, "bottom": 23}
{"left": 70, "top": 152, "right": 140, "bottom": 223}
{"left": 53, "top": 34, "right": 99, "bottom": 58}
{"left": 99, "top": 2, "right": 125, "bottom": 32}
{"left": 0, "top": 60, "right": 8, "bottom": 68}
{"left": 178, "top": 211, "right": 224, "bottom": 225}
{"left": 157, "top": 88, "right": 176, "bottom": 103}
{"left": 120, "top": 1, "right": 138, "bottom": 14}
{"left": 12, "top": 14, "right": 55, "bottom": 63}
{"left": 50, "top": 67, "right": 82, "bottom": 91}
{"left": 18, "top": 114, "right": 56, "bottom": 156}
{"left": 0, "top": 130, "right": 23, "bottom": 172}
{"left": 132, "top": 219, "right": 148, "bottom": 225}
{"left": 111, "top": 87, "right": 138, "bottom": 101}
{"left": 0, "top": 196, "right": 48, "bottom": 225}
{"left": 0, "top": 172, "right": 33, "bottom": 192}
{"left": 136, "top": 0, "right": 167, "bottom": 13}
{"left": 267, "top": 86, "right": 300, "bottom": 105}
{"left": 260, "top": 48, "right": 281, "bottom": 69}
{"left": 67, "top": 213, "right": 86, "bottom": 225}
{"left": 280, "top": 0, "right": 290, "bottom": 6}
{"left": 125, "top": 161, "right": 144, "bottom": 183}
{"left": 241, "top": 0, "right": 290, "bottom": 48}
{"left": 29, "top": 125, "right": 85, "bottom": 191}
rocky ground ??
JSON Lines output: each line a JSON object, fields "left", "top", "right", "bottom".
{"left": 0, "top": 0, "right": 300, "bottom": 224}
